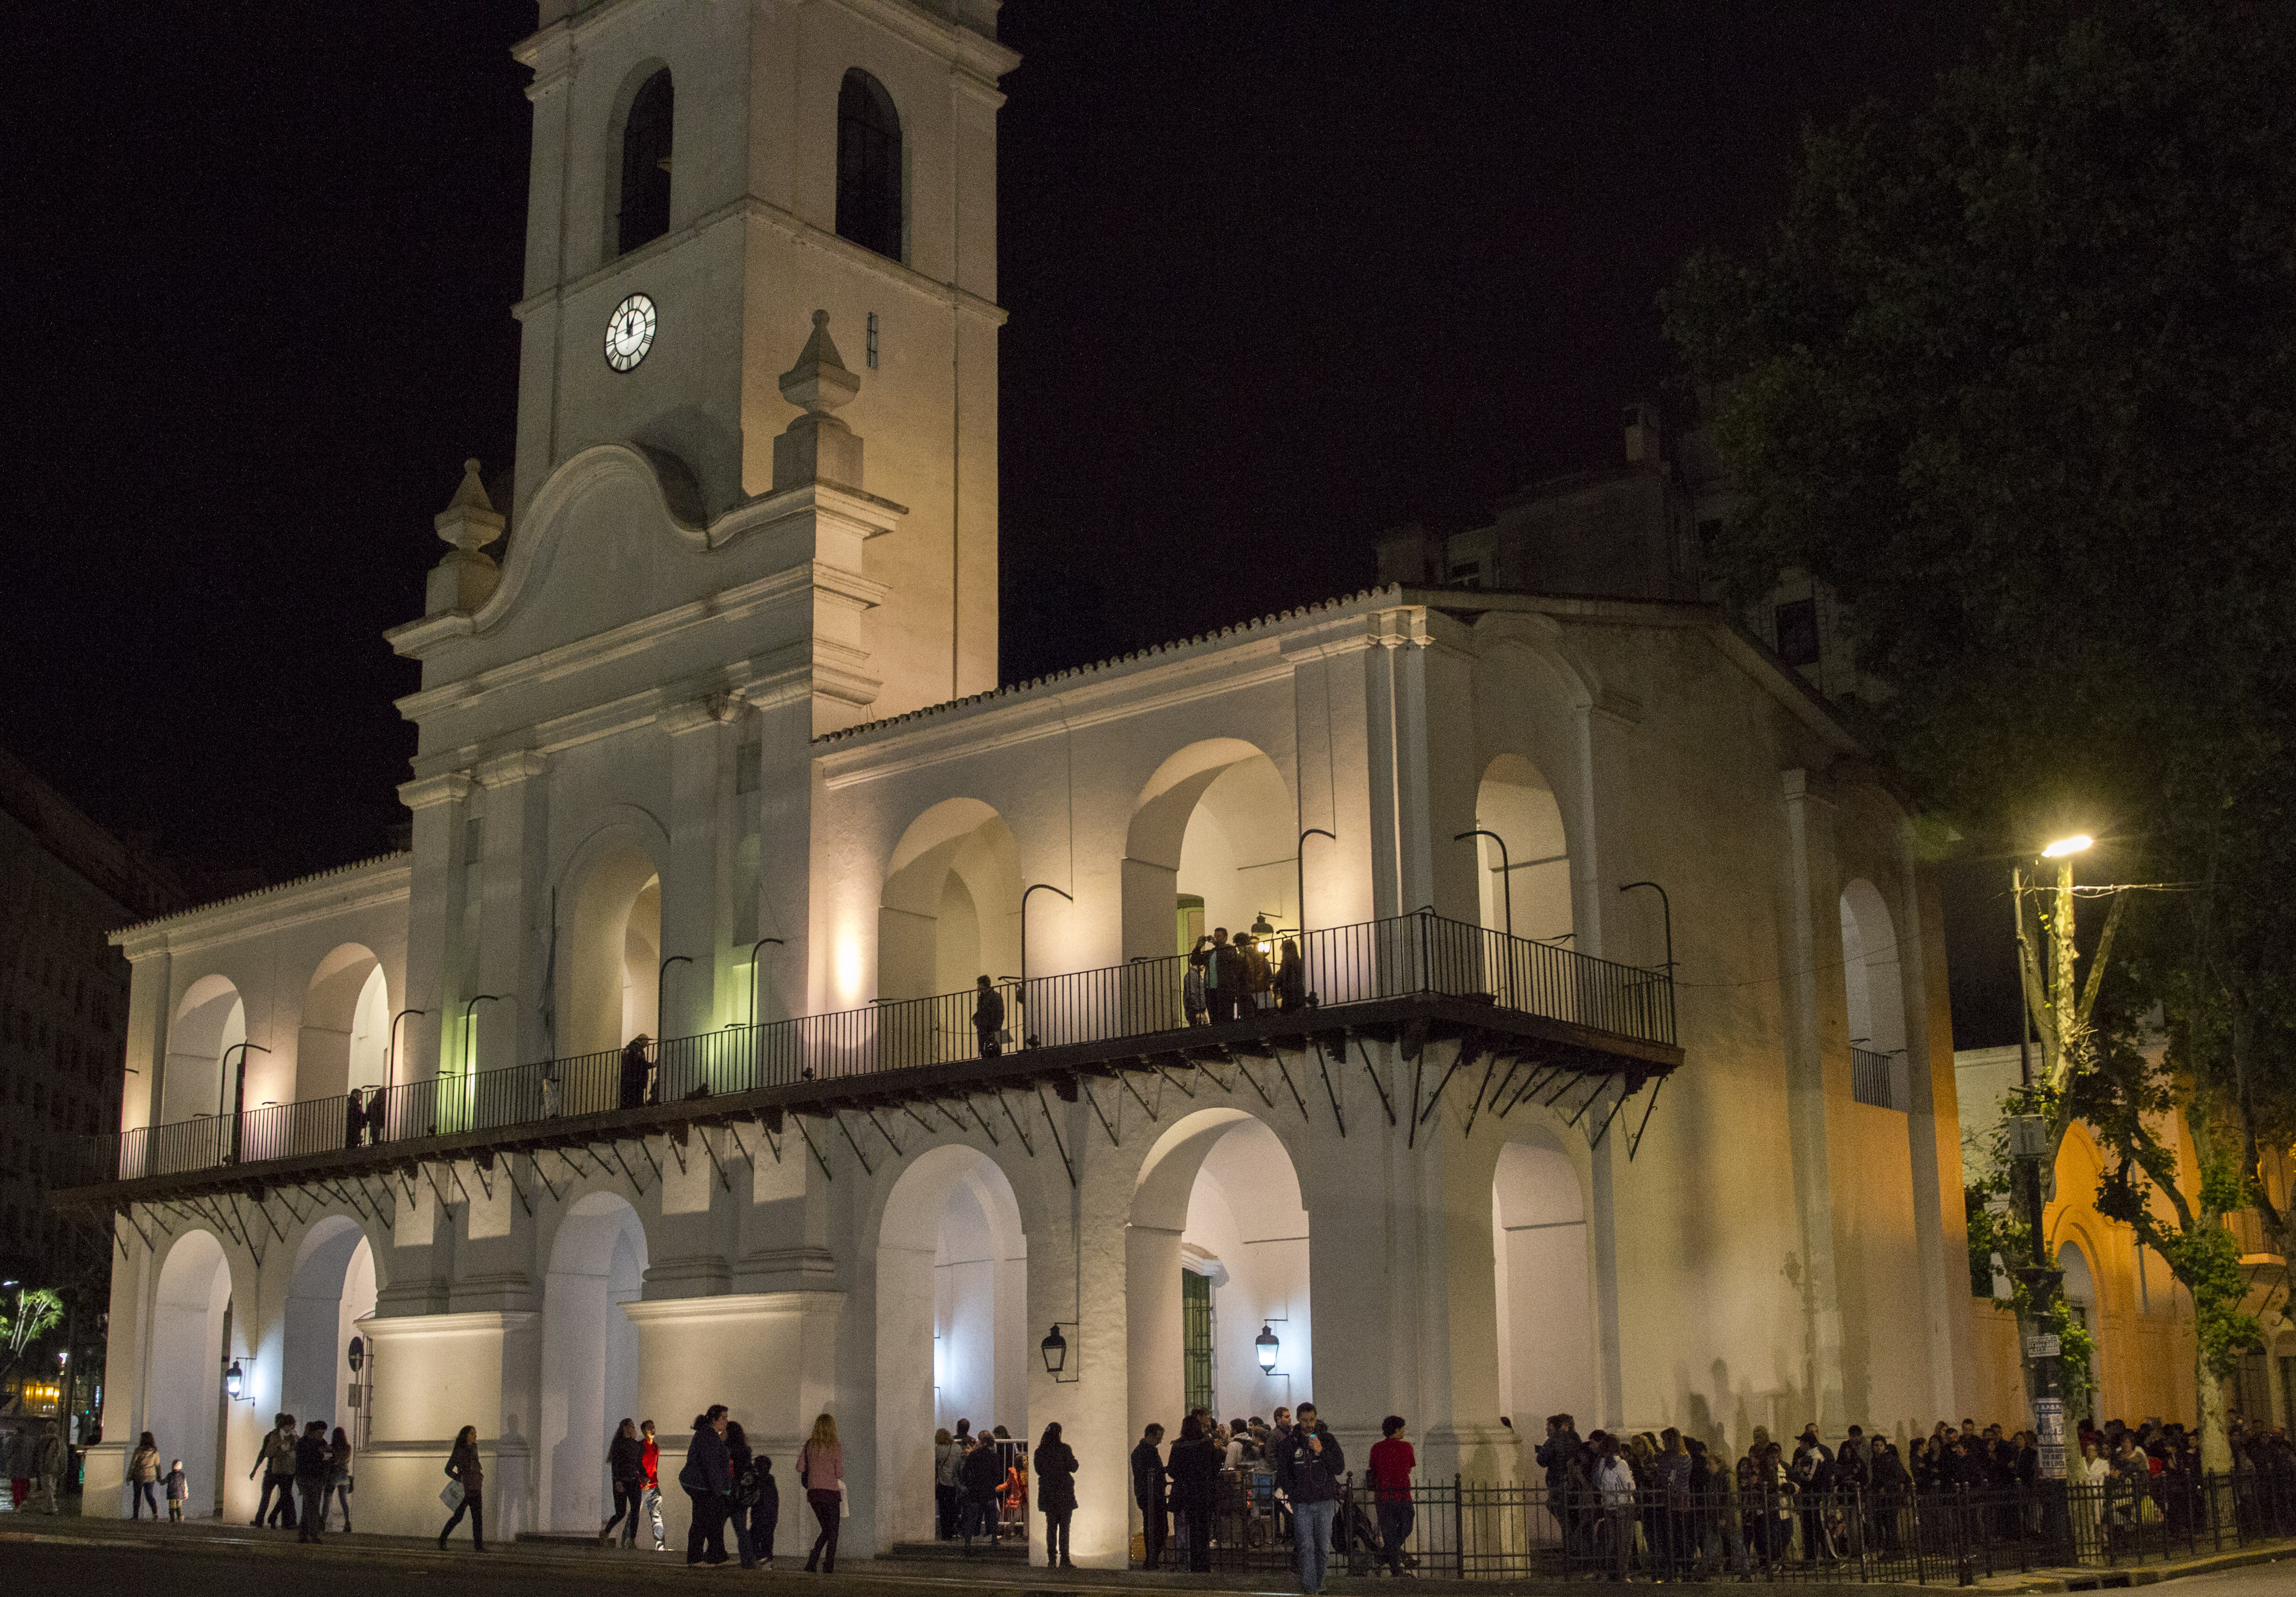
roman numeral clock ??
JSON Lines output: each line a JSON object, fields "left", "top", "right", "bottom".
{"left": 604, "top": 292, "right": 657, "bottom": 372}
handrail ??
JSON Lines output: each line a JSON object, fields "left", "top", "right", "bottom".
{"left": 1851, "top": 1046, "right": 1902, "bottom": 1111}
{"left": 72, "top": 910, "right": 1675, "bottom": 1186}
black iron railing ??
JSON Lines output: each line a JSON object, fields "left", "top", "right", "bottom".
{"left": 75, "top": 909, "right": 1674, "bottom": 1187}
{"left": 1851, "top": 1047, "right": 1901, "bottom": 1111}
{"left": 1153, "top": 1469, "right": 2296, "bottom": 1583}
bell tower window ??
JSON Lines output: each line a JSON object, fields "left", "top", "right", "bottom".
{"left": 617, "top": 69, "right": 674, "bottom": 257}
{"left": 836, "top": 70, "right": 903, "bottom": 261}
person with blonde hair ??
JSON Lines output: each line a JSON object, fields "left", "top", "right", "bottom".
{"left": 800, "top": 1412, "right": 844, "bottom": 1573}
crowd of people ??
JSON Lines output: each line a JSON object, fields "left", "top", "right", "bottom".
{"left": 1185, "top": 928, "right": 1310, "bottom": 1024}
{"left": 1530, "top": 1410, "right": 2296, "bottom": 1581}
{"left": 5, "top": 1420, "right": 75, "bottom": 1515}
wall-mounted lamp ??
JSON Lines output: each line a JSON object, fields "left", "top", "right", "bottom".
{"left": 225, "top": 1358, "right": 245, "bottom": 1402}
{"left": 1255, "top": 1324, "right": 1281, "bottom": 1374}
{"left": 1040, "top": 1322, "right": 1079, "bottom": 1383}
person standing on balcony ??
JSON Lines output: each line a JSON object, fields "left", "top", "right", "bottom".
{"left": 364, "top": 1086, "right": 386, "bottom": 1145}
{"left": 343, "top": 1089, "right": 367, "bottom": 1150}
{"left": 619, "top": 1034, "right": 652, "bottom": 1109}
{"left": 1277, "top": 941, "right": 1307, "bottom": 1012}
{"left": 1271, "top": 1400, "right": 1345, "bottom": 1595}
{"left": 1239, "top": 934, "right": 1274, "bottom": 1012}
{"left": 974, "top": 976, "right": 1005, "bottom": 1059}
{"left": 1191, "top": 931, "right": 1237, "bottom": 1023}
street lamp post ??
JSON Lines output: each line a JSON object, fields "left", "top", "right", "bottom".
{"left": 1018, "top": 885, "right": 1073, "bottom": 1044}
{"left": 384, "top": 1007, "right": 429, "bottom": 1094}
{"left": 1454, "top": 830, "right": 1512, "bottom": 939}
{"left": 748, "top": 939, "right": 785, "bottom": 1034}
{"left": 1297, "top": 828, "right": 1335, "bottom": 934}
{"left": 2010, "top": 832, "right": 2090, "bottom": 1489}
{"left": 219, "top": 1042, "right": 271, "bottom": 1163}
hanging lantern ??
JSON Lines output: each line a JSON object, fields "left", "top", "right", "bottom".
{"left": 1256, "top": 1325, "right": 1281, "bottom": 1373}
{"left": 225, "top": 1359, "right": 245, "bottom": 1402}
{"left": 1040, "top": 1324, "right": 1068, "bottom": 1376}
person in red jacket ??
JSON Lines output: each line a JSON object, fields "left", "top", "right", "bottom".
{"left": 639, "top": 1419, "right": 667, "bottom": 1550}
{"left": 1367, "top": 1415, "right": 1417, "bottom": 1577}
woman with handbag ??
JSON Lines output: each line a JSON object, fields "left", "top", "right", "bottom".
{"left": 129, "top": 1432, "right": 162, "bottom": 1519}
{"left": 437, "top": 1425, "right": 484, "bottom": 1551}
{"left": 799, "top": 1412, "right": 845, "bottom": 1573}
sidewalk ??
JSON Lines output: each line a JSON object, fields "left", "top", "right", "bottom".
{"left": 4, "top": 1512, "right": 2286, "bottom": 1595}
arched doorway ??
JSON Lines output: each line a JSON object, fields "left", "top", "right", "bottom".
{"left": 1128, "top": 1111, "right": 1310, "bottom": 1444}
{"left": 280, "top": 1216, "right": 377, "bottom": 1441}
{"left": 1840, "top": 880, "right": 1907, "bottom": 1105}
{"left": 563, "top": 842, "right": 663, "bottom": 1059}
{"left": 2058, "top": 1239, "right": 2099, "bottom": 1422}
{"left": 300, "top": 945, "right": 388, "bottom": 1101}
{"left": 1471, "top": 755, "right": 1572, "bottom": 944}
{"left": 1492, "top": 1128, "right": 1594, "bottom": 1430}
{"left": 540, "top": 1194, "right": 648, "bottom": 1531}
{"left": 147, "top": 1230, "right": 233, "bottom": 1518}
{"left": 877, "top": 1146, "right": 1028, "bottom": 1544}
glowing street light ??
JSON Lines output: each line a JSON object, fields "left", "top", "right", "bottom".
{"left": 2041, "top": 834, "right": 2093, "bottom": 858}
{"left": 1255, "top": 1325, "right": 1281, "bottom": 1374}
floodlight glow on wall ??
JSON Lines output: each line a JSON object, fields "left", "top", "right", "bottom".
{"left": 1255, "top": 1325, "right": 1281, "bottom": 1374}
{"left": 2041, "top": 835, "right": 2093, "bottom": 858}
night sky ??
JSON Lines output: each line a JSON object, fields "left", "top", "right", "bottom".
{"left": 4, "top": 3, "right": 2016, "bottom": 1038}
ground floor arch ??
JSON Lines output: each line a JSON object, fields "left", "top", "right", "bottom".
{"left": 280, "top": 1215, "right": 377, "bottom": 1443}
{"left": 540, "top": 1192, "right": 648, "bottom": 1531}
{"left": 876, "top": 1144, "right": 1029, "bottom": 1543}
{"left": 1128, "top": 1109, "right": 1311, "bottom": 1442}
{"left": 1492, "top": 1126, "right": 1595, "bottom": 1430}
{"left": 147, "top": 1229, "right": 233, "bottom": 1518}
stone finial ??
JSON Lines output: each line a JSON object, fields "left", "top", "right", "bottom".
{"left": 772, "top": 310, "right": 865, "bottom": 491}
{"left": 425, "top": 457, "right": 505, "bottom": 617}
{"left": 778, "top": 310, "right": 861, "bottom": 416}
{"left": 435, "top": 458, "right": 505, "bottom": 552}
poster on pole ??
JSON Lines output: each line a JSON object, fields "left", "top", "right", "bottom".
{"left": 2035, "top": 1396, "right": 2066, "bottom": 1478}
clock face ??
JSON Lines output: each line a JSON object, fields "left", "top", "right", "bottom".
{"left": 604, "top": 293, "right": 658, "bottom": 372}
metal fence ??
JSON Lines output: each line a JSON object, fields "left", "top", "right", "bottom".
{"left": 75, "top": 908, "right": 1674, "bottom": 1187}
{"left": 1150, "top": 1470, "right": 2296, "bottom": 1583}
{"left": 1851, "top": 1047, "right": 1901, "bottom": 1111}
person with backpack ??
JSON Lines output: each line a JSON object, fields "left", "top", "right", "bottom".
{"left": 680, "top": 1406, "right": 733, "bottom": 1567}
{"left": 726, "top": 1420, "right": 765, "bottom": 1569}
{"left": 601, "top": 1418, "right": 644, "bottom": 1547}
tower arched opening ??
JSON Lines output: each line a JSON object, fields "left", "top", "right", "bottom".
{"left": 613, "top": 67, "right": 674, "bottom": 256}
{"left": 1840, "top": 878, "right": 1907, "bottom": 1106}
{"left": 540, "top": 1192, "right": 648, "bottom": 1532}
{"left": 876, "top": 1146, "right": 1028, "bottom": 1543}
{"left": 836, "top": 69, "right": 903, "bottom": 261}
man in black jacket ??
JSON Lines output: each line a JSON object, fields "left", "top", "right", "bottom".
{"left": 1271, "top": 1401, "right": 1346, "bottom": 1595}
{"left": 293, "top": 1420, "right": 332, "bottom": 1543}
{"left": 1131, "top": 1424, "right": 1169, "bottom": 1569}
{"left": 961, "top": 1437, "right": 1006, "bottom": 1547}
{"left": 1536, "top": 1414, "right": 1585, "bottom": 1552}
{"left": 974, "top": 977, "right": 1005, "bottom": 1059}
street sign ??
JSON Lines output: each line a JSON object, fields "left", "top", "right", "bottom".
{"left": 2007, "top": 1115, "right": 2053, "bottom": 1161}
{"left": 2025, "top": 1333, "right": 2061, "bottom": 1359}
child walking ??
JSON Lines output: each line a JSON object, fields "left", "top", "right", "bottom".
{"left": 165, "top": 1459, "right": 188, "bottom": 1521}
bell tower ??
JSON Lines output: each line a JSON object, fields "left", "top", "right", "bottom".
{"left": 508, "top": 0, "right": 1014, "bottom": 711}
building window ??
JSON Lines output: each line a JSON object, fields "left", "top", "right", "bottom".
{"left": 617, "top": 69, "right": 674, "bottom": 256}
{"left": 1773, "top": 597, "right": 1820, "bottom": 666}
{"left": 836, "top": 70, "right": 902, "bottom": 261}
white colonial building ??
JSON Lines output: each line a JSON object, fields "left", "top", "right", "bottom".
{"left": 69, "top": 0, "right": 1981, "bottom": 1564}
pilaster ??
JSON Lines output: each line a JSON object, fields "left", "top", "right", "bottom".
{"left": 662, "top": 697, "right": 735, "bottom": 1040}
{"left": 398, "top": 772, "right": 477, "bottom": 1087}
{"left": 476, "top": 752, "right": 551, "bottom": 1070}
{"left": 359, "top": 1308, "right": 540, "bottom": 1538}
{"left": 1779, "top": 767, "right": 1849, "bottom": 1428}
